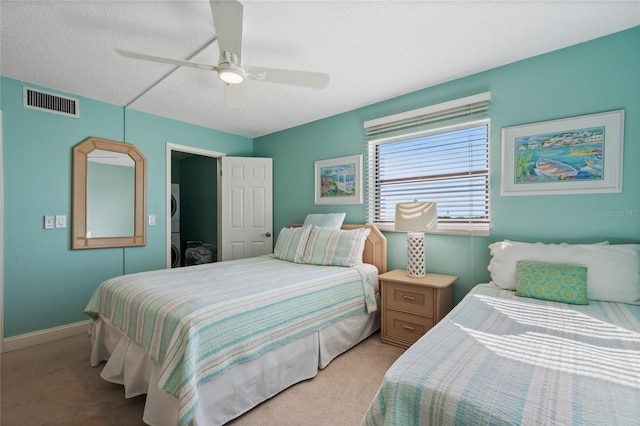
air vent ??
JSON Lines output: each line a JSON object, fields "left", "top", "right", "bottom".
{"left": 23, "top": 86, "right": 79, "bottom": 118}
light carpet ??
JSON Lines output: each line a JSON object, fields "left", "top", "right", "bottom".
{"left": 1, "top": 332, "right": 404, "bottom": 426}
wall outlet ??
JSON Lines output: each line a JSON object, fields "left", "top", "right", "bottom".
{"left": 44, "top": 215, "right": 54, "bottom": 229}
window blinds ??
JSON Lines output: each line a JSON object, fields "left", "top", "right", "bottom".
{"left": 364, "top": 92, "right": 491, "bottom": 234}
{"left": 364, "top": 92, "right": 491, "bottom": 140}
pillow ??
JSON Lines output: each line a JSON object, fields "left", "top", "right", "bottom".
{"left": 273, "top": 225, "right": 312, "bottom": 263}
{"left": 515, "top": 261, "right": 588, "bottom": 305}
{"left": 301, "top": 226, "right": 370, "bottom": 266}
{"left": 488, "top": 241, "right": 640, "bottom": 305}
{"left": 302, "top": 213, "right": 346, "bottom": 229}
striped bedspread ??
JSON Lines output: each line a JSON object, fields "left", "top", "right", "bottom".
{"left": 364, "top": 284, "right": 640, "bottom": 426}
{"left": 85, "top": 255, "right": 377, "bottom": 426}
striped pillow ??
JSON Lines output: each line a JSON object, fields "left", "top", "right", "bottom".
{"left": 273, "top": 225, "right": 312, "bottom": 263}
{"left": 301, "top": 226, "right": 370, "bottom": 266}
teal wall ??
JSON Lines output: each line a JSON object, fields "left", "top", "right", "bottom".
{"left": 0, "top": 77, "right": 252, "bottom": 337}
{"left": 254, "top": 26, "right": 640, "bottom": 303}
{"left": 2, "top": 26, "right": 639, "bottom": 338}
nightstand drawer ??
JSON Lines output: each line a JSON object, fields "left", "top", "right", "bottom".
{"left": 385, "top": 281, "right": 434, "bottom": 317}
{"left": 383, "top": 310, "right": 434, "bottom": 345}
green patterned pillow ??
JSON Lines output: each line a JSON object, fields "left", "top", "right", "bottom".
{"left": 515, "top": 261, "right": 588, "bottom": 305}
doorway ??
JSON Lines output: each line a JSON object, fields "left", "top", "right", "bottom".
{"left": 165, "top": 143, "right": 224, "bottom": 269}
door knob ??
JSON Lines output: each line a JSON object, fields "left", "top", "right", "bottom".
{"left": 262, "top": 232, "right": 272, "bottom": 237}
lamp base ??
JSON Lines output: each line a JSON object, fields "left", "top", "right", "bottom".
{"left": 406, "top": 232, "right": 425, "bottom": 278}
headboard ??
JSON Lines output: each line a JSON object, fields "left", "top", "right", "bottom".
{"left": 291, "top": 224, "right": 387, "bottom": 274}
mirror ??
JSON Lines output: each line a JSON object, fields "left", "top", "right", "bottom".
{"left": 72, "top": 137, "right": 146, "bottom": 249}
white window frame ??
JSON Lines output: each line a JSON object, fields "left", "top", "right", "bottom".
{"left": 364, "top": 93, "right": 491, "bottom": 236}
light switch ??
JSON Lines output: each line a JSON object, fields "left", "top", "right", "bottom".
{"left": 56, "top": 215, "right": 67, "bottom": 228}
{"left": 44, "top": 215, "right": 54, "bottom": 229}
{"left": 148, "top": 214, "right": 156, "bottom": 226}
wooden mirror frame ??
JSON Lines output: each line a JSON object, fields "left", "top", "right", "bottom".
{"left": 72, "top": 136, "right": 146, "bottom": 249}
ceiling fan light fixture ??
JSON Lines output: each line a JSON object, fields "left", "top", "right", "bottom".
{"left": 116, "top": 1, "right": 329, "bottom": 109}
{"left": 218, "top": 62, "right": 246, "bottom": 85}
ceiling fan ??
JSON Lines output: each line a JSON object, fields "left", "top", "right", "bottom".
{"left": 116, "top": 0, "right": 330, "bottom": 109}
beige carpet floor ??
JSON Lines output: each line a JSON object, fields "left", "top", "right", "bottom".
{"left": 1, "top": 332, "right": 404, "bottom": 426}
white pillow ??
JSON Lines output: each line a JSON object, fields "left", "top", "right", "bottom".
{"left": 488, "top": 240, "right": 640, "bottom": 305}
{"left": 273, "top": 225, "right": 312, "bottom": 263}
{"left": 302, "top": 213, "right": 346, "bottom": 229}
{"left": 301, "top": 226, "right": 370, "bottom": 267}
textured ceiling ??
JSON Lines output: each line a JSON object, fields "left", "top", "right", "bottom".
{"left": 1, "top": 1, "right": 638, "bottom": 138}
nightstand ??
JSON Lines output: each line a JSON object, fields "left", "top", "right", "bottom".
{"left": 380, "top": 269, "right": 457, "bottom": 349}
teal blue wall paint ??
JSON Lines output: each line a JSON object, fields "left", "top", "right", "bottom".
{"left": 119, "top": 109, "right": 251, "bottom": 275}
{"left": 2, "top": 78, "right": 126, "bottom": 337}
{"left": 486, "top": 28, "right": 640, "bottom": 244}
{"left": 2, "top": 27, "right": 639, "bottom": 337}
{"left": 255, "top": 27, "right": 640, "bottom": 303}
{"left": 258, "top": 113, "right": 369, "bottom": 229}
{"left": 1, "top": 77, "right": 252, "bottom": 337}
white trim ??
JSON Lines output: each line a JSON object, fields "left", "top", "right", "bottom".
{"left": 2, "top": 320, "right": 90, "bottom": 352}
{"left": 364, "top": 91, "right": 491, "bottom": 129}
{"left": 165, "top": 142, "right": 225, "bottom": 268}
{"left": 376, "top": 223, "right": 490, "bottom": 236}
{"left": 166, "top": 142, "right": 225, "bottom": 160}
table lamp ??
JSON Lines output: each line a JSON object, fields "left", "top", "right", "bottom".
{"left": 395, "top": 201, "right": 438, "bottom": 278}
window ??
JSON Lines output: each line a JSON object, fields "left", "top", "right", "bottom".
{"left": 364, "top": 93, "right": 491, "bottom": 235}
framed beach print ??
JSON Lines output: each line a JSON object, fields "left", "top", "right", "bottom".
{"left": 314, "top": 154, "right": 363, "bottom": 205}
{"left": 501, "top": 109, "right": 624, "bottom": 196}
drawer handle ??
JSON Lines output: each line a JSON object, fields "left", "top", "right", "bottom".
{"left": 402, "top": 325, "right": 415, "bottom": 331}
{"left": 402, "top": 295, "right": 416, "bottom": 301}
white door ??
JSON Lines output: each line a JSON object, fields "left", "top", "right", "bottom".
{"left": 219, "top": 156, "right": 273, "bottom": 261}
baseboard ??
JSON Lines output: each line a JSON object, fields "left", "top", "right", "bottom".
{"left": 2, "top": 320, "right": 91, "bottom": 352}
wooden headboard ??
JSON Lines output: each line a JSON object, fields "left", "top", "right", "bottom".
{"left": 291, "top": 224, "right": 387, "bottom": 274}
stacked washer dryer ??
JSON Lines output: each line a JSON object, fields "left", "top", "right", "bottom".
{"left": 171, "top": 184, "right": 181, "bottom": 267}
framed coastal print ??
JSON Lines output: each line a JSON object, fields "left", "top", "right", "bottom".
{"left": 501, "top": 109, "right": 624, "bottom": 196}
{"left": 314, "top": 154, "right": 363, "bottom": 205}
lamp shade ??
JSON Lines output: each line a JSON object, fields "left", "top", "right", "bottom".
{"left": 394, "top": 202, "right": 438, "bottom": 232}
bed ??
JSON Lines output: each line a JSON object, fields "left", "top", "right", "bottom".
{"left": 85, "top": 223, "right": 387, "bottom": 426}
{"left": 363, "top": 240, "right": 640, "bottom": 426}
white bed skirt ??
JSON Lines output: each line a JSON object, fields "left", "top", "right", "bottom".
{"left": 90, "top": 302, "right": 380, "bottom": 426}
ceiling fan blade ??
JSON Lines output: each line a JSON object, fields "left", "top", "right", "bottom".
{"left": 210, "top": 0, "right": 243, "bottom": 63}
{"left": 115, "top": 49, "right": 217, "bottom": 71}
{"left": 224, "top": 83, "right": 245, "bottom": 109}
{"left": 247, "top": 66, "right": 330, "bottom": 89}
